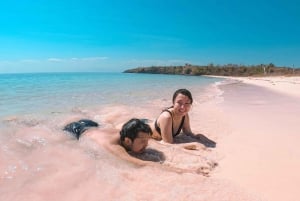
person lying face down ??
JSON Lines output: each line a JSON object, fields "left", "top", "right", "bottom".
{"left": 119, "top": 118, "right": 152, "bottom": 153}
{"left": 63, "top": 118, "right": 152, "bottom": 154}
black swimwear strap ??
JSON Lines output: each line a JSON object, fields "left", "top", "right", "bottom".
{"left": 155, "top": 110, "right": 185, "bottom": 137}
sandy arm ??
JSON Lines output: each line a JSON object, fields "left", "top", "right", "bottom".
{"left": 85, "top": 128, "right": 152, "bottom": 166}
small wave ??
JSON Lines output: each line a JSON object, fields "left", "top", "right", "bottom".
{"left": 215, "top": 78, "right": 242, "bottom": 86}
{"left": 2, "top": 115, "right": 44, "bottom": 127}
{"left": 195, "top": 82, "right": 225, "bottom": 105}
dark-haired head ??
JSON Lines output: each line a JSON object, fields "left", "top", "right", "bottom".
{"left": 172, "top": 89, "right": 193, "bottom": 104}
{"left": 120, "top": 118, "right": 152, "bottom": 153}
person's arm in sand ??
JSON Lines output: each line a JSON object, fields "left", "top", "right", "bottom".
{"left": 182, "top": 114, "right": 197, "bottom": 137}
{"left": 107, "top": 135, "right": 154, "bottom": 166}
{"left": 181, "top": 115, "right": 217, "bottom": 148}
{"left": 85, "top": 128, "right": 151, "bottom": 166}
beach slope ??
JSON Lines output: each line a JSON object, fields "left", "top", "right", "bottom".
{"left": 213, "top": 76, "right": 300, "bottom": 201}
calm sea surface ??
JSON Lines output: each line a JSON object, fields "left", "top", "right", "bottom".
{"left": 0, "top": 72, "right": 222, "bottom": 118}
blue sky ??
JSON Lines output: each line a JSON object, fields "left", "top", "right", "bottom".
{"left": 0, "top": 0, "right": 299, "bottom": 73}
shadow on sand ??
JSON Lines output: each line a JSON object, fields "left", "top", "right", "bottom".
{"left": 129, "top": 148, "right": 166, "bottom": 163}
{"left": 174, "top": 133, "right": 217, "bottom": 148}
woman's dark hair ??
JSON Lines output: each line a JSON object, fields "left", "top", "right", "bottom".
{"left": 172, "top": 89, "right": 193, "bottom": 104}
{"left": 120, "top": 118, "right": 152, "bottom": 142}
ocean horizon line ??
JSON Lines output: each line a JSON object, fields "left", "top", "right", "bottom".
{"left": 0, "top": 71, "right": 123, "bottom": 75}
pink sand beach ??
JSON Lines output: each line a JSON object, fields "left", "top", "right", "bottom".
{"left": 1, "top": 76, "right": 300, "bottom": 201}
{"left": 212, "top": 76, "right": 300, "bottom": 201}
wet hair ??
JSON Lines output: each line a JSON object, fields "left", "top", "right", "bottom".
{"left": 120, "top": 118, "right": 152, "bottom": 142}
{"left": 172, "top": 88, "right": 193, "bottom": 104}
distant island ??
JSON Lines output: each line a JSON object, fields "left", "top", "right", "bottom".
{"left": 124, "top": 63, "right": 300, "bottom": 77}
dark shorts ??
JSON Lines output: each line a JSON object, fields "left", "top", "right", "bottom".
{"left": 63, "top": 119, "right": 99, "bottom": 139}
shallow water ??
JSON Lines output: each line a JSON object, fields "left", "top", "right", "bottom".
{"left": 0, "top": 73, "right": 262, "bottom": 201}
{"left": 0, "top": 72, "right": 220, "bottom": 118}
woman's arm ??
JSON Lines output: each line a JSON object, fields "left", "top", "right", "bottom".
{"left": 182, "top": 114, "right": 192, "bottom": 134}
{"left": 182, "top": 114, "right": 196, "bottom": 137}
{"left": 158, "top": 112, "right": 174, "bottom": 143}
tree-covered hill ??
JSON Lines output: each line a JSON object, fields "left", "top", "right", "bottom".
{"left": 124, "top": 63, "right": 300, "bottom": 76}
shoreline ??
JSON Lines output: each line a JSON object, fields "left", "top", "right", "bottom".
{"left": 210, "top": 75, "right": 300, "bottom": 201}
{"left": 206, "top": 75, "right": 300, "bottom": 98}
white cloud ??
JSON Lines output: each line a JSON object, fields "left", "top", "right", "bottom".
{"left": 47, "top": 57, "right": 108, "bottom": 63}
{"left": 0, "top": 56, "right": 110, "bottom": 73}
{"left": 0, "top": 56, "right": 108, "bottom": 64}
{"left": 48, "top": 58, "right": 63, "bottom": 62}
{"left": 70, "top": 58, "right": 79, "bottom": 61}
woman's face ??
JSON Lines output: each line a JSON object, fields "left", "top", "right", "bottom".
{"left": 173, "top": 93, "right": 192, "bottom": 116}
{"left": 130, "top": 132, "right": 149, "bottom": 153}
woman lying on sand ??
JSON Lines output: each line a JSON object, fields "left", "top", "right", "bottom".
{"left": 150, "top": 88, "right": 205, "bottom": 144}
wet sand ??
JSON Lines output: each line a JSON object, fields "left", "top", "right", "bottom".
{"left": 213, "top": 76, "right": 300, "bottom": 201}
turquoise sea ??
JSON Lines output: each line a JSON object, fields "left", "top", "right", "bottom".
{"left": 0, "top": 72, "right": 222, "bottom": 118}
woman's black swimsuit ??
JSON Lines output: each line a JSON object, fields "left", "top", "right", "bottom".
{"left": 154, "top": 110, "right": 185, "bottom": 137}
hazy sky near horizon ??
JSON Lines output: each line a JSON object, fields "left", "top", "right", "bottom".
{"left": 0, "top": 0, "right": 299, "bottom": 73}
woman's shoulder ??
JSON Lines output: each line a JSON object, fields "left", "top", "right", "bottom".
{"left": 160, "top": 109, "right": 173, "bottom": 119}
